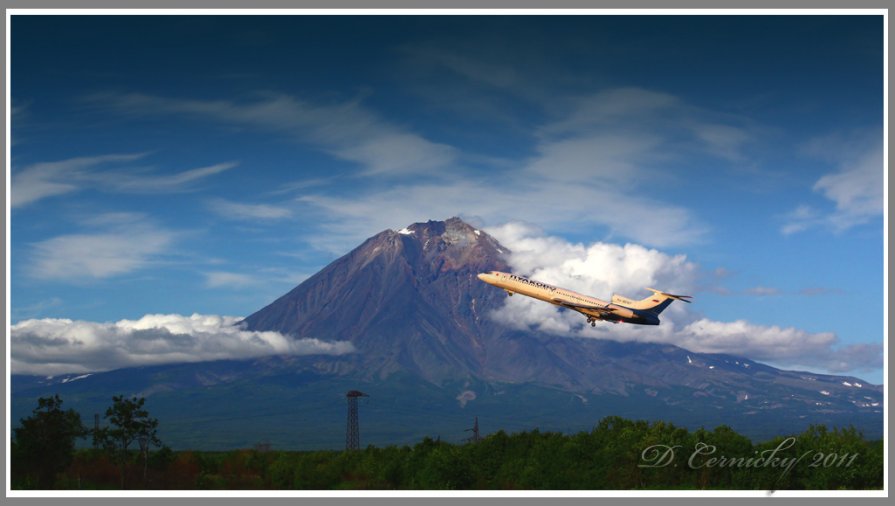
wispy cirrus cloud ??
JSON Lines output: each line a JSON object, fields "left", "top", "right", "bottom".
{"left": 537, "top": 87, "right": 753, "bottom": 165}
{"left": 292, "top": 87, "right": 732, "bottom": 252}
{"left": 485, "top": 222, "right": 882, "bottom": 377}
{"left": 27, "top": 213, "right": 176, "bottom": 281}
{"left": 208, "top": 198, "right": 292, "bottom": 220}
{"left": 104, "top": 161, "right": 238, "bottom": 193}
{"left": 11, "top": 313, "right": 355, "bottom": 376}
{"left": 298, "top": 177, "right": 704, "bottom": 254}
{"left": 85, "top": 91, "right": 457, "bottom": 175}
{"left": 744, "top": 286, "right": 781, "bottom": 297}
{"left": 408, "top": 44, "right": 756, "bottom": 163}
{"left": 783, "top": 132, "right": 883, "bottom": 234}
{"left": 11, "top": 153, "right": 147, "bottom": 208}
{"left": 11, "top": 153, "right": 237, "bottom": 208}
{"left": 204, "top": 271, "right": 257, "bottom": 289}
{"left": 79, "top": 86, "right": 757, "bottom": 252}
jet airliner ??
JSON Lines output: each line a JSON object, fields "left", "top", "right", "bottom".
{"left": 477, "top": 271, "right": 691, "bottom": 326}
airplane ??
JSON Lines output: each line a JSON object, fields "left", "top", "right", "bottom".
{"left": 477, "top": 271, "right": 691, "bottom": 326}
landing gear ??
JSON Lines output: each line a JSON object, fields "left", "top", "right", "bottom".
{"left": 505, "top": 290, "right": 513, "bottom": 297}
{"left": 586, "top": 317, "right": 596, "bottom": 327}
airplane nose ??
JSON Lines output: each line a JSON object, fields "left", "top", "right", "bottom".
{"left": 477, "top": 273, "right": 487, "bottom": 281}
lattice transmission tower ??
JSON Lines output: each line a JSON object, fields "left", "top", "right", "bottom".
{"left": 465, "top": 416, "right": 481, "bottom": 443}
{"left": 345, "top": 390, "right": 368, "bottom": 451}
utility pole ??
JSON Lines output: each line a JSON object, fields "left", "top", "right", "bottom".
{"left": 138, "top": 436, "right": 149, "bottom": 487}
{"left": 465, "top": 416, "right": 481, "bottom": 443}
{"left": 345, "top": 390, "right": 368, "bottom": 451}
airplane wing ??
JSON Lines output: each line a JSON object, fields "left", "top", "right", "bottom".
{"left": 551, "top": 299, "right": 616, "bottom": 314}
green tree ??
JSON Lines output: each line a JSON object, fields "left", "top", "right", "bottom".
{"left": 95, "top": 395, "right": 162, "bottom": 489}
{"left": 12, "top": 394, "right": 86, "bottom": 488}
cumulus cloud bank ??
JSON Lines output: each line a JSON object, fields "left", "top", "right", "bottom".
{"left": 676, "top": 319, "right": 881, "bottom": 374}
{"left": 11, "top": 313, "right": 355, "bottom": 376}
{"left": 486, "top": 222, "right": 882, "bottom": 375}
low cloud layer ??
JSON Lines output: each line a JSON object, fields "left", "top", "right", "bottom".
{"left": 676, "top": 319, "right": 881, "bottom": 374}
{"left": 486, "top": 222, "right": 882, "bottom": 376}
{"left": 11, "top": 313, "right": 355, "bottom": 376}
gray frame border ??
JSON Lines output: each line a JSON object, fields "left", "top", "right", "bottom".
{"left": 1, "top": 1, "right": 890, "bottom": 505}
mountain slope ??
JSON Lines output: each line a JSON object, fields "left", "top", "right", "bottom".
{"left": 243, "top": 217, "right": 512, "bottom": 382}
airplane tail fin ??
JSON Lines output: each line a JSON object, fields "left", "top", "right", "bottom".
{"left": 612, "top": 288, "right": 692, "bottom": 315}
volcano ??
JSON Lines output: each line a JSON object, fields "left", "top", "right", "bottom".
{"left": 12, "top": 218, "right": 883, "bottom": 448}
{"left": 240, "top": 217, "right": 882, "bottom": 431}
{"left": 243, "top": 217, "right": 512, "bottom": 384}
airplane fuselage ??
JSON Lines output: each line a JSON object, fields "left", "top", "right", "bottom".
{"left": 477, "top": 271, "right": 665, "bottom": 325}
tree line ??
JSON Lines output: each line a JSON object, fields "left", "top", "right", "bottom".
{"left": 11, "top": 395, "right": 883, "bottom": 490}
{"left": 12, "top": 394, "right": 161, "bottom": 489}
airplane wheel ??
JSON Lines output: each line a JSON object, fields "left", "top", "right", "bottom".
{"left": 591, "top": 322, "right": 596, "bottom": 327}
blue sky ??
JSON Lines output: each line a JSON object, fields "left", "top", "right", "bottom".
{"left": 8, "top": 14, "right": 885, "bottom": 382}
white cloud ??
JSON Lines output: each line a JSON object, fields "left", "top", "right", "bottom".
{"left": 105, "top": 162, "right": 238, "bottom": 193}
{"left": 784, "top": 134, "right": 883, "bottom": 234}
{"left": 539, "top": 87, "right": 751, "bottom": 162}
{"left": 812, "top": 145, "right": 883, "bottom": 229}
{"left": 88, "top": 92, "right": 457, "bottom": 175}
{"left": 399, "top": 44, "right": 550, "bottom": 108}
{"left": 526, "top": 132, "right": 665, "bottom": 183}
{"left": 744, "top": 286, "right": 780, "bottom": 297}
{"left": 540, "top": 88, "right": 681, "bottom": 137}
{"left": 295, "top": 173, "right": 703, "bottom": 254}
{"left": 27, "top": 214, "right": 174, "bottom": 281}
{"left": 687, "top": 122, "right": 751, "bottom": 161}
{"left": 83, "top": 87, "right": 762, "bottom": 252}
{"left": 337, "top": 131, "right": 456, "bottom": 175}
{"left": 675, "top": 319, "right": 880, "bottom": 373}
{"left": 11, "top": 153, "right": 236, "bottom": 208}
{"left": 485, "top": 222, "right": 697, "bottom": 335}
{"left": 11, "top": 153, "right": 147, "bottom": 208}
{"left": 485, "top": 223, "right": 882, "bottom": 376}
{"left": 11, "top": 313, "right": 356, "bottom": 376}
{"left": 30, "top": 233, "right": 171, "bottom": 280}
{"left": 208, "top": 198, "right": 292, "bottom": 220}
{"left": 205, "top": 271, "right": 257, "bottom": 289}
{"left": 412, "top": 47, "right": 522, "bottom": 91}
{"left": 287, "top": 86, "right": 770, "bottom": 252}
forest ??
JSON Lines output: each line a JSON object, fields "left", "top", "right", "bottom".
{"left": 11, "top": 395, "right": 884, "bottom": 490}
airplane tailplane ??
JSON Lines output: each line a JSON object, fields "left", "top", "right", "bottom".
{"left": 612, "top": 288, "right": 692, "bottom": 315}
